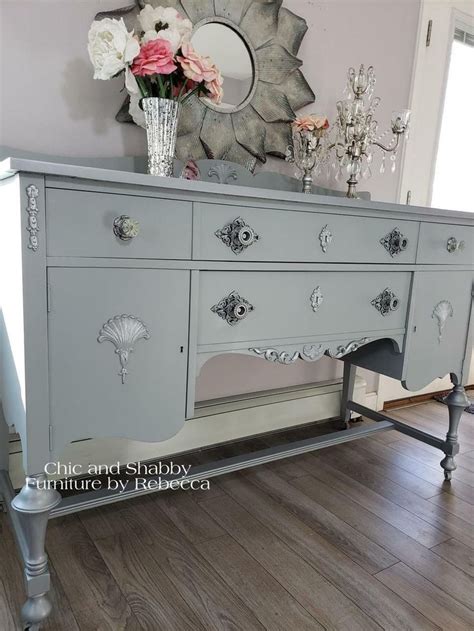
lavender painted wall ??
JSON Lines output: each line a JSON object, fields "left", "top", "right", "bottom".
{"left": 0, "top": 0, "right": 420, "bottom": 400}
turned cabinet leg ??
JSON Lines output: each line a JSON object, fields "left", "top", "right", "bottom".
{"left": 340, "top": 363, "right": 357, "bottom": 429}
{"left": 12, "top": 474, "right": 61, "bottom": 630}
{"left": 440, "top": 379, "right": 469, "bottom": 481}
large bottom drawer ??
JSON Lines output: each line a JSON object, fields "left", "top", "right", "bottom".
{"left": 198, "top": 271, "right": 411, "bottom": 346}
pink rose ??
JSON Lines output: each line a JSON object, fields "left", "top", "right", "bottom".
{"left": 293, "top": 115, "right": 330, "bottom": 133}
{"left": 177, "top": 43, "right": 219, "bottom": 83}
{"left": 131, "top": 38, "right": 177, "bottom": 76}
{"left": 181, "top": 159, "right": 200, "bottom": 181}
{"left": 206, "top": 73, "right": 224, "bottom": 105}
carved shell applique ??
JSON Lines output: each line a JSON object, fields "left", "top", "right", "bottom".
{"left": 98, "top": 315, "right": 150, "bottom": 383}
{"left": 432, "top": 300, "right": 454, "bottom": 344}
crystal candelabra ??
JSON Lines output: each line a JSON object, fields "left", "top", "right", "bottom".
{"left": 286, "top": 116, "right": 329, "bottom": 193}
{"left": 328, "top": 65, "right": 410, "bottom": 198}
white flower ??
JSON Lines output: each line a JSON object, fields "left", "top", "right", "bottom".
{"left": 138, "top": 5, "right": 192, "bottom": 41}
{"left": 88, "top": 18, "right": 139, "bottom": 80}
{"left": 128, "top": 93, "right": 146, "bottom": 128}
{"left": 125, "top": 67, "right": 139, "bottom": 94}
{"left": 141, "top": 27, "right": 182, "bottom": 53}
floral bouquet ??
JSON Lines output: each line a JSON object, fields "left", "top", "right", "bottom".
{"left": 88, "top": 5, "right": 223, "bottom": 106}
{"left": 88, "top": 5, "right": 223, "bottom": 176}
{"left": 286, "top": 115, "right": 330, "bottom": 193}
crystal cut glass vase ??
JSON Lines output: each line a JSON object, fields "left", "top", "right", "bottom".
{"left": 142, "top": 97, "right": 180, "bottom": 177}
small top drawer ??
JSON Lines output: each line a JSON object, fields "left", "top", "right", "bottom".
{"left": 46, "top": 189, "right": 192, "bottom": 259}
{"left": 417, "top": 223, "right": 473, "bottom": 265}
{"left": 194, "top": 203, "right": 419, "bottom": 263}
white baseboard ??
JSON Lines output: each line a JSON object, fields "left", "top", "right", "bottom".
{"left": 9, "top": 376, "right": 368, "bottom": 488}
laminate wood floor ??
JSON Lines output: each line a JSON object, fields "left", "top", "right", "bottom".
{"left": 1, "top": 400, "right": 473, "bottom": 630}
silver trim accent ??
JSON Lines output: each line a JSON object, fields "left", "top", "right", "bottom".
{"left": 371, "top": 288, "right": 400, "bottom": 316}
{"left": 250, "top": 344, "right": 325, "bottom": 364}
{"left": 98, "top": 315, "right": 150, "bottom": 384}
{"left": 211, "top": 291, "right": 254, "bottom": 326}
{"left": 215, "top": 217, "right": 259, "bottom": 255}
{"left": 327, "top": 337, "right": 371, "bottom": 358}
{"left": 208, "top": 165, "right": 238, "bottom": 185}
{"left": 25, "top": 184, "right": 40, "bottom": 252}
{"left": 310, "top": 286, "right": 324, "bottom": 312}
{"left": 319, "top": 224, "right": 333, "bottom": 253}
{"left": 380, "top": 227, "right": 408, "bottom": 257}
{"left": 432, "top": 300, "right": 454, "bottom": 343}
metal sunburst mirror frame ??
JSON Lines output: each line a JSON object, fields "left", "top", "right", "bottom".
{"left": 96, "top": 0, "right": 315, "bottom": 171}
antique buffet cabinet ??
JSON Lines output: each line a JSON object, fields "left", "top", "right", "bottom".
{"left": 0, "top": 156, "right": 473, "bottom": 629}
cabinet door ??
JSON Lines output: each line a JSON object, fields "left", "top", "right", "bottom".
{"left": 48, "top": 268, "right": 189, "bottom": 454}
{"left": 403, "top": 271, "right": 473, "bottom": 391}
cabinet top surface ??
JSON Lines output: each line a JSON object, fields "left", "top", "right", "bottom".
{"left": 1, "top": 155, "right": 473, "bottom": 224}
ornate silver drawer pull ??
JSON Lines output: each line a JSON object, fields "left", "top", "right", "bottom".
{"left": 113, "top": 215, "right": 140, "bottom": 241}
{"left": 215, "top": 217, "right": 259, "bottom": 255}
{"left": 371, "top": 288, "right": 400, "bottom": 316}
{"left": 211, "top": 291, "right": 254, "bottom": 326}
{"left": 446, "top": 237, "right": 465, "bottom": 253}
{"left": 380, "top": 227, "right": 408, "bottom": 257}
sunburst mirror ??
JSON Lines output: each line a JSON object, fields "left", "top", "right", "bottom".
{"left": 96, "top": 0, "right": 315, "bottom": 170}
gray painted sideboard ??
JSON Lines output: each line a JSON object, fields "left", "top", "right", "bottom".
{"left": 0, "top": 156, "right": 473, "bottom": 629}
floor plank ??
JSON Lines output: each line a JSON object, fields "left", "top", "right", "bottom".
{"left": 94, "top": 494, "right": 267, "bottom": 630}
{"left": 346, "top": 440, "right": 444, "bottom": 499}
{"left": 379, "top": 439, "right": 474, "bottom": 487}
{"left": 307, "top": 449, "right": 450, "bottom": 548}
{"left": 431, "top": 538, "right": 474, "bottom": 577}
{"left": 376, "top": 562, "right": 474, "bottom": 630}
{"left": 197, "top": 534, "right": 324, "bottom": 630}
{"left": 429, "top": 491, "right": 474, "bottom": 523}
{"left": 213, "top": 473, "right": 438, "bottom": 630}
{"left": 362, "top": 437, "right": 474, "bottom": 504}
{"left": 244, "top": 464, "right": 398, "bottom": 574}
{"left": 291, "top": 471, "right": 474, "bottom": 608}
{"left": 319, "top": 442, "right": 474, "bottom": 548}
{"left": 95, "top": 533, "right": 206, "bottom": 630}
{"left": 199, "top": 487, "right": 382, "bottom": 630}
{"left": 46, "top": 515, "right": 141, "bottom": 630}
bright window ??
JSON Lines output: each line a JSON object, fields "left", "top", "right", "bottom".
{"left": 431, "top": 29, "right": 474, "bottom": 212}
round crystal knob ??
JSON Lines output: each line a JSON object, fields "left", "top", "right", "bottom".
{"left": 446, "top": 237, "right": 465, "bottom": 254}
{"left": 113, "top": 216, "right": 140, "bottom": 241}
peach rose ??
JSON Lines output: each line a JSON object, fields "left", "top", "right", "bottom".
{"left": 293, "top": 115, "right": 330, "bottom": 132}
{"left": 131, "top": 38, "right": 177, "bottom": 76}
{"left": 206, "top": 72, "right": 224, "bottom": 105}
{"left": 177, "top": 43, "right": 219, "bottom": 83}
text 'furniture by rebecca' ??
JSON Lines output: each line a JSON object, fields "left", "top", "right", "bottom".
{"left": 0, "top": 157, "right": 473, "bottom": 629}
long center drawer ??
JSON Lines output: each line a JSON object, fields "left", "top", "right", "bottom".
{"left": 195, "top": 202, "right": 419, "bottom": 263}
{"left": 198, "top": 271, "right": 411, "bottom": 346}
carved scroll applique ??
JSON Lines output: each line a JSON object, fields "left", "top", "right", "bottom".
{"left": 249, "top": 344, "right": 325, "bottom": 365}
{"left": 26, "top": 184, "right": 40, "bottom": 252}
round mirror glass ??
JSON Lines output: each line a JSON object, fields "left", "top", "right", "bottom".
{"left": 191, "top": 23, "right": 254, "bottom": 111}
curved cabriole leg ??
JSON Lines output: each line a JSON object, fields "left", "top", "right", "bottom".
{"left": 440, "top": 380, "right": 469, "bottom": 481}
{"left": 11, "top": 474, "right": 61, "bottom": 630}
